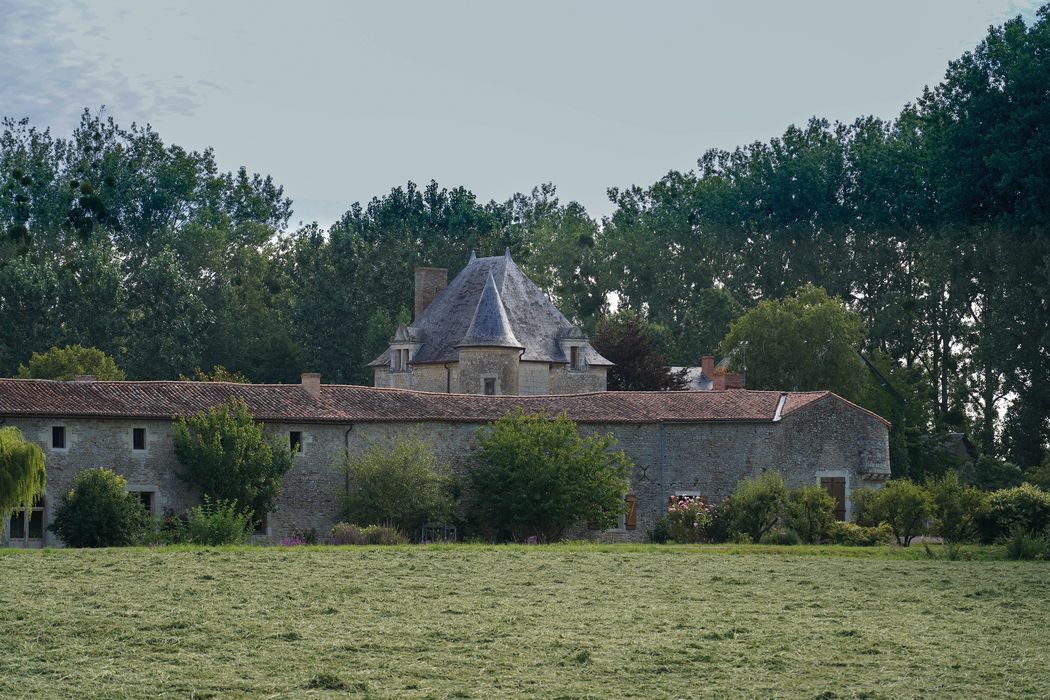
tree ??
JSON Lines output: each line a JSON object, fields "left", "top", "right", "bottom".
{"left": 785, "top": 485, "right": 836, "bottom": 544}
{"left": 721, "top": 284, "right": 867, "bottom": 400}
{"left": 16, "top": 344, "right": 125, "bottom": 380}
{"left": 48, "top": 468, "right": 145, "bottom": 547}
{"left": 867, "top": 479, "right": 931, "bottom": 546}
{"left": 465, "top": 409, "right": 631, "bottom": 542}
{"left": 0, "top": 427, "right": 46, "bottom": 522}
{"left": 173, "top": 397, "right": 295, "bottom": 523}
{"left": 724, "top": 471, "right": 788, "bottom": 542}
{"left": 592, "top": 310, "right": 687, "bottom": 391}
{"left": 342, "top": 436, "right": 456, "bottom": 533}
{"left": 927, "top": 471, "right": 987, "bottom": 544}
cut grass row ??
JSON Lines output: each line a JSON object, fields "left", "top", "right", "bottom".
{"left": 0, "top": 545, "right": 1046, "bottom": 699}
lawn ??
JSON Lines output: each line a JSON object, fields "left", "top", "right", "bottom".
{"left": 1, "top": 545, "right": 1047, "bottom": 699}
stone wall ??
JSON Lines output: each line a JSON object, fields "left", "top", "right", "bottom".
{"left": 549, "top": 364, "right": 607, "bottom": 393}
{"left": 374, "top": 358, "right": 606, "bottom": 395}
{"left": 1, "top": 394, "right": 888, "bottom": 547}
{"left": 455, "top": 347, "right": 520, "bottom": 395}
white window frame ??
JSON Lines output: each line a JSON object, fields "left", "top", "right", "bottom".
{"left": 6, "top": 497, "right": 46, "bottom": 548}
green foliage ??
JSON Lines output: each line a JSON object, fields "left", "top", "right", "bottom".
{"left": 48, "top": 468, "right": 146, "bottom": 547}
{"left": 184, "top": 497, "right": 254, "bottom": 545}
{"left": 982, "top": 483, "right": 1050, "bottom": 542}
{"left": 1025, "top": 455, "right": 1050, "bottom": 491}
{"left": 341, "top": 436, "right": 456, "bottom": 533}
{"left": 327, "top": 523, "right": 407, "bottom": 546}
{"left": 180, "top": 365, "right": 251, "bottom": 383}
{"left": 173, "top": 397, "right": 294, "bottom": 524}
{"left": 721, "top": 284, "right": 867, "bottom": 399}
{"left": 968, "top": 454, "right": 1024, "bottom": 491}
{"left": 0, "top": 426, "right": 46, "bottom": 521}
{"left": 785, "top": 485, "right": 836, "bottom": 544}
{"left": 927, "top": 471, "right": 988, "bottom": 544}
{"left": 591, "top": 309, "right": 687, "bottom": 391}
{"left": 723, "top": 471, "right": 788, "bottom": 543}
{"left": 864, "top": 479, "right": 931, "bottom": 546}
{"left": 658, "top": 495, "right": 712, "bottom": 543}
{"left": 824, "top": 521, "right": 894, "bottom": 547}
{"left": 850, "top": 488, "right": 881, "bottom": 528}
{"left": 1005, "top": 529, "right": 1049, "bottom": 561}
{"left": 465, "top": 409, "right": 631, "bottom": 542}
{"left": 16, "top": 344, "right": 124, "bottom": 380}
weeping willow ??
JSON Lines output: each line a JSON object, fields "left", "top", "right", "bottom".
{"left": 0, "top": 427, "right": 46, "bottom": 521}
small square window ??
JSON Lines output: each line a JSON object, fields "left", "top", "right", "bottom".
{"left": 483, "top": 378, "right": 496, "bottom": 395}
{"left": 131, "top": 491, "right": 154, "bottom": 515}
{"left": 51, "top": 426, "right": 66, "bottom": 450}
{"left": 290, "top": 431, "right": 303, "bottom": 453}
{"left": 133, "top": 428, "right": 146, "bottom": 451}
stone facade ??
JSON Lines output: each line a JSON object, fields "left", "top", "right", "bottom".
{"left": 1, "top": 391, "right": 889, "bottom": 547}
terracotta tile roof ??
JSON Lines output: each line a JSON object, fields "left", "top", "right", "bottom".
{"left": 0, "top": 379, "right": 887, "bottom": 426}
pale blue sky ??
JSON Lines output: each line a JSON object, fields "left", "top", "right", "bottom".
{"left": 1, "top": 0, "right": 1041, "bottom": 227}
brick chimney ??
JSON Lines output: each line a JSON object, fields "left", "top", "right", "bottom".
{"left": 712, "top": 373, "right": 726, "bottom": 391}
{"left": 701, "top": 355, "right": 715, "bottom": 379}
{"left": 415, "top": 267, "right": 448, "bottom": 319}
{"left": 724, "top": 372, "right": 745, "bottom": 390}
{"left": 301, "top": 372, "right": 321, "bottom": 397}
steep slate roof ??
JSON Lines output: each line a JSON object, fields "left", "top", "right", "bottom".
{"left": 455, "top": 273, "right": 524, "bottom": 349}
{"left": 0, "top": 379, "right": 888, "bottom": 426}
{"left": 369, "top": 252, "right": 613, "bottom": 366}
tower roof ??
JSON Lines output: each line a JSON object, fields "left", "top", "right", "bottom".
{"left": 455, "top": 272, "right": 523, "bottom": 349}
{"left": 369, "top": 252, "right": 613, "bottom": 366}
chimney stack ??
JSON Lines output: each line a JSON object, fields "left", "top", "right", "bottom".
{"left": 712, "top": 373, "right": 726, "bottom": 391}
{"left": 301, "top": 373, "right": 321, "bottom": 397}
{"left": 701, "top": 355, "right": 715, "bottom": 379}
{"left": 414, "top": 267, "right": 448, "bottom": 319}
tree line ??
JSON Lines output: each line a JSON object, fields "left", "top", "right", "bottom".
{"left": 1, "top": 9, "right": 1048, "bottom": 472}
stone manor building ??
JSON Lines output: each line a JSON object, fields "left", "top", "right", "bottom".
{"left": 370, "top": 251, "right": 612, "bottom": 394}
{"left": 0, "top": 376, "right": 891, "bottom": 547}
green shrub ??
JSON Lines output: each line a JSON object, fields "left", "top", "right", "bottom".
{"left": 174, "top": 397, "right": 294, "bottom": 528}
{"left": 760, "top": 527, "right": 801, "bottom": 545}
{"left": 657, "top": 495, "right": 712, "bottom": 543}
{"left": 465, "top": 409, "right": 631, "bottom": 542}
{"left": 0, "top": 426, "right": 46, "bottom": 522}
{"left": 342, "top": 436, "right": 456, "bottom": 533}
{"left": 968, "top": 454, "right": 1024, "bottom": 491}
{"left": 705, "top": 499, "right": 736, "bottom": 543}
{"left": 982, "top": 483, "right": 1050, "bottom": 542}
{"left": 825, "top": 521, "right": 893, "bottom": 546}
{"left": 133, "top": 511, "right": 187, "bottom": 546}
{"left": 648, "top": 517, "right": 671, "bottom": 544}
{"left": 1005, "top": 529, "right": 1048, "bottom": 561}
{"left": 850, "top": 487, "right": 881, "bottom": 527}
{"left": 865, "top": 479, "right": 931, "bottom": 546}
{"left": 184, "top": 498, "right": 254, "bottom": 545}
{"left": 327, "top": 522, "right": 405, "bottom": 545}
{"left": 48, "top": 468, "right": 147, "bottom": 547}
{"left": 927, "top": 471, "right": 987, "bottom": 543}
{"left": 785, "top": 485, "right": 836, "bottom": 544}
{"left": 723, "top": 471, "right": 787, "bottom": 542}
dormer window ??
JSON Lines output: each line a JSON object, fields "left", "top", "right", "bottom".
{"left": 391, "top": 348, "right": 411, "bottom": 372}
{"left": 567, "top": 344, "right": 586, "bottom": 372}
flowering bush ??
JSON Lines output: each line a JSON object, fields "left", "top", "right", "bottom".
{"left": 661, "top": 495, "right": 712, "bottom": 543}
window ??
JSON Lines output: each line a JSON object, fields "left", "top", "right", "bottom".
{"left": 391, "top": 350, "right": 401, "bottom": 372}
{"left": 483, "top": 378, "right": 496, "bottom": 395}
{"left": 820, "top": 477, "right": 847, "bottom": 521}
{"left": 132, "top": 428, "right": 146, "bottom": 451}
{"left": 7, "top": 497, "right": 44, "bottom": 547}
{"left": 130, "top": 491, "right": 154, "bottom": 516}
{"left": 570, "top": 346, "right": 580, "bottom": 370}
{"left": 290, "top": 431, "right": 303, "bottom": 453}
{"left": 51, "top": 426, "right": 66, "bottom": 450}
{"left": 402, "top": 349, "right": 410, "bottom": 370}
{"left": 625, "top": 495, "right": 638, "bottom": 530}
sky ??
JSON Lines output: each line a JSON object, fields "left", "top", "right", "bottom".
{"left": 0, "top": 0, "right": 1042, "bottom": 229}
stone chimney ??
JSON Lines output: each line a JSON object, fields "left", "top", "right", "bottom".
{"left": 301, "top": 372, "right": 321, "bottom": 397}
{"left": 701, "top": 355, "right": 715, "bottom": 379}
{"left": 415, "top": 267, "right": 448, "bottom": 320}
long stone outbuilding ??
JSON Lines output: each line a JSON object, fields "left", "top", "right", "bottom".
{"left": 0, "top": 375, "right": 891, "bottom": 547}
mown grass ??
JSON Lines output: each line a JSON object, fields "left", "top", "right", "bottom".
{"left": 0, "top": 545, "right": 1046, "bottom": 698}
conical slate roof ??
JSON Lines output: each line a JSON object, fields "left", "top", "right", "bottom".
{"left": 455, "top": 272, "right": 523, "bottom": 349}
{"left": 370, "top": 253, "right": 613, "bottom": 366}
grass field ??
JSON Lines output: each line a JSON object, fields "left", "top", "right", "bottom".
{"left": 1, "top": 545, "right": 1047, "bottom": 699}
